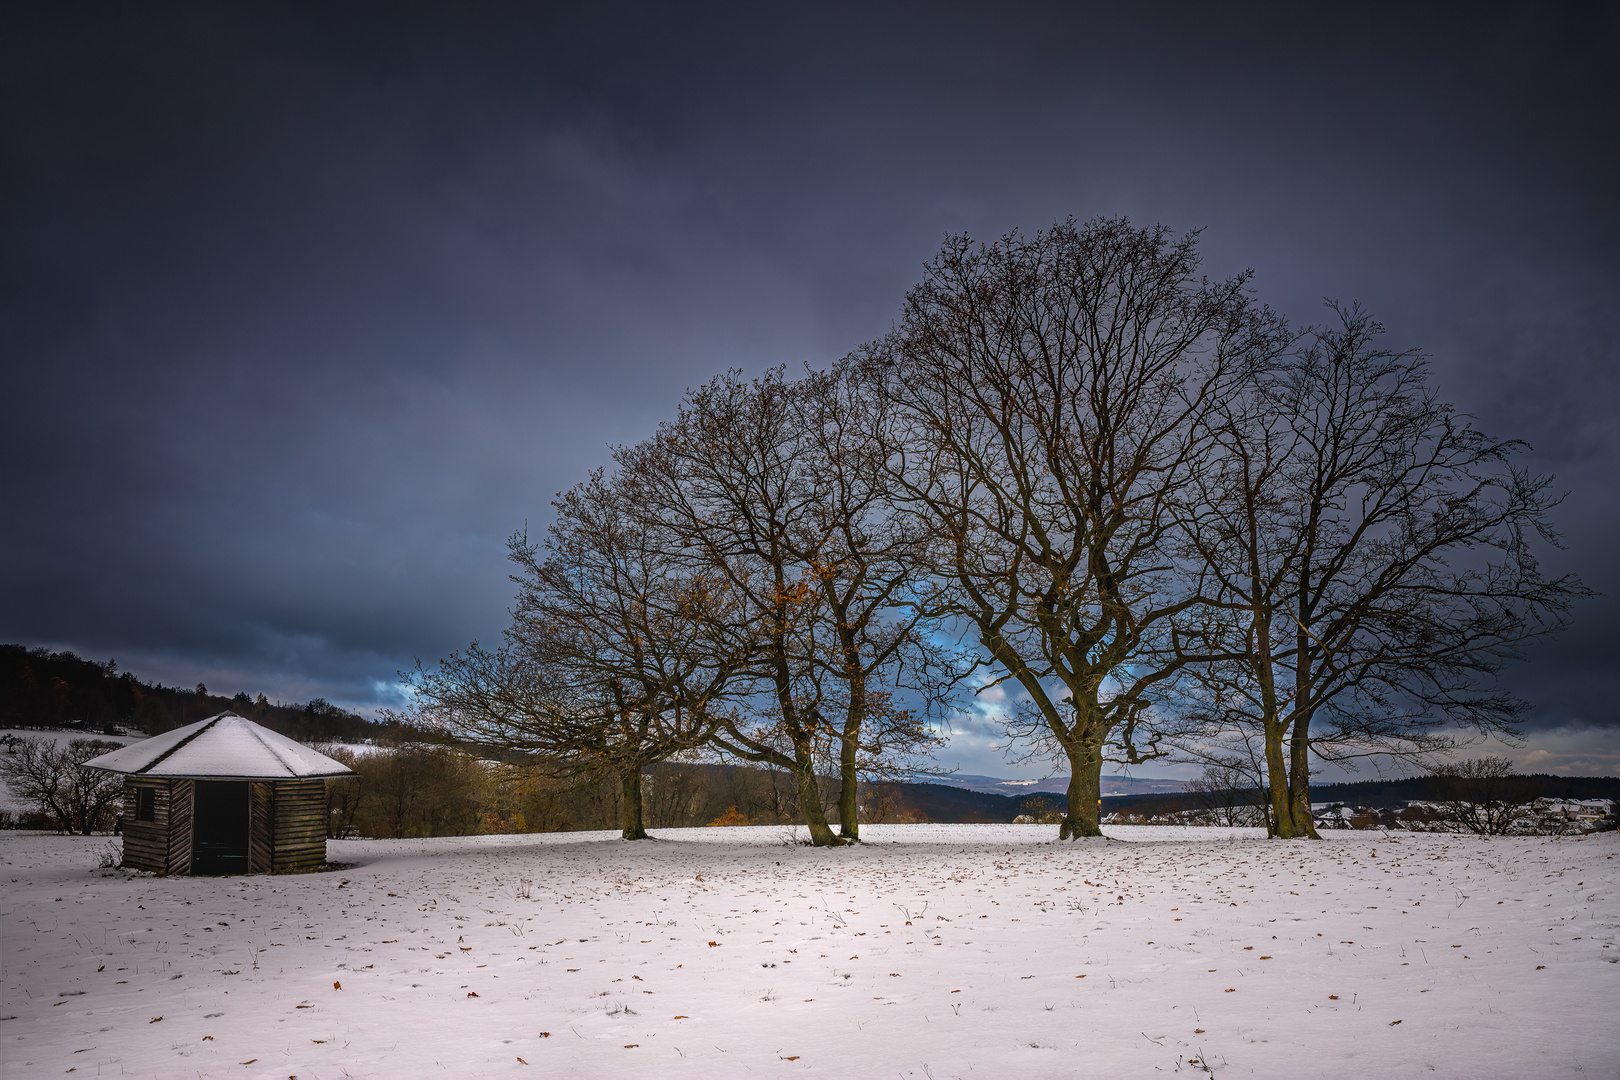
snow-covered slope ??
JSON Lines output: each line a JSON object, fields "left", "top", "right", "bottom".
{"left": 931, "top": 773, "right": 1190, "bottom": 796}
{"left": 3, "top": 824, "right": 1615, "bottom": 1078}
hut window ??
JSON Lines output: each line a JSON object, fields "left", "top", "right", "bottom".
{"left": 135, "top": 786, "right": 155, "bottom": 822}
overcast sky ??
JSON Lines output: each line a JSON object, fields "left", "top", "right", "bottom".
{"left": 3, "top": 2, "right": 1616, "bottom": 779}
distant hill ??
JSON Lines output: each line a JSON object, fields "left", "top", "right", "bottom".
{"left": 0, "top": 644, "right": 402, "bottom": 744}
{"left": 909, "top": 771, "right": 1620, "bottom": 819}
{"left": 872, "top": 773, "right": 1620, "bottom": 824}
{"left": 933, "top": 773, "right": 1190, "bottom": 797}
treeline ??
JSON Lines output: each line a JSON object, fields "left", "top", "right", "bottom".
{"left": 323, "top": 741, "right": 1620, "bottom": 840}
{"left": 0, "top": 644, "right": 401, "bottom": 743}
{"left": 321, "top": 750, "right": 931, "bottom": 839}
{"left": 410, "top": 216, "right": 1585, "bottom": 845}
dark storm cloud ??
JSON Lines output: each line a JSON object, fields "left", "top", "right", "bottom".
{"left": 3, "top": 3, "right": 1615, "bottom": 769}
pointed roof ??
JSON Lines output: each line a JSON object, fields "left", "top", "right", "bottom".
{"left": 84, "top": 712, "right": 356, "bottom": 780}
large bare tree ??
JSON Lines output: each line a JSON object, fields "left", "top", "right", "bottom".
{"left": 1179, "top": 305, "right": 1586, "bottom": 837}
{"left": 874, "top": 217, "right": 1288, "bottom": 838}
{"left": 411, "top": 470, "right": 745, "bottom": 839}
{"left": 788, "top": 363, "right": 952, "bottom": 838}
{"left": 620, "top": 368, "right": 944, "bottom": 845}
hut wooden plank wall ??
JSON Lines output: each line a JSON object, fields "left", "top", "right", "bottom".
{"left": 249, "top": 781, "right": 274, "bottom": 873}
{"left": 89, "top": 712, "right": 354, "bottom": 876}
{"left": 120, "top": 777, "right": 193, "bottom": 876}
{"left": 167, "top": 779, "right": 195, "bottom": 875}
{"left": 269, "top": 779, "right": 328, "bottom": 872}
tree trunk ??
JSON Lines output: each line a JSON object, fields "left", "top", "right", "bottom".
{"left": 1280, "top": 621, "right": 1322, "bottom": 838}
{"left": 1287, "top": 715, "right": 1320, "bottom": 838}
{"left": 836, "top": 716, "right": 860, "bottom": 840}
{"left": 620, "top": 768, "right": 648, "bottom": 840}
{"left": 1264, "top": 720, "right": 1307, "bottom": 838}
{"left": 1253, "top": 627, "right": 1288, "bottom": 838}
{"left": 793, "top": 751, "right": 845, "bottom": 846}
{"left": 1264, "top": 712, "right": 1319, "bottom": 839}
{"left": 1059, "top": 745, "right": 1104, "bottom": 839}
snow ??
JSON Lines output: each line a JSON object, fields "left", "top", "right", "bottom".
{"left": 3, "top": 825, "right": 1616, "bottom": 1078}
{"left": 0, "top": 729, "right": 149, "bottom": 749}
{"left": 82, "top": 713, "right": 355, "bottom": 779}
{"left": 932, "top": 773, "right": 1191, "bottom": 796}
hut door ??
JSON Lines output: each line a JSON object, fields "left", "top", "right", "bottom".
{"left": 192, "top": 780, "right": 250, "bottom": 874}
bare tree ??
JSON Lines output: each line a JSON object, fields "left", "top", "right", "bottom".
{"left": 3, "top": 737, "right": 124, "bottom": 834}
{"left": 620, "top": 368, "right": 945, "bottom": 845}
{"left": 784, "top": 363, "right": 954, "bottom": 837}
{"left": 411, "top": 470, "right": 745, "bottom": 839}
{"left": 874, "top": 217, "right": 1288, "bottom": 837}
{"left": 1426, "top": 756, "right": 1536, "bottom": 836}
{"left": 1179, "top": 305, "right": 1587, "bottom": 837}
{"left": 1185, "top": 760, "right": 1269, "bottom": 828}
{"left": 319, "top": 744, "right": 366, "bottom": 838}
{"left": 617, "top": 374, "right": 841, "bottom": 843}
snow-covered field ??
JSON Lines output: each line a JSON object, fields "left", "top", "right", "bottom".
{"left": 0, "top": 728, "right": 150, "bottom": 750}
{"left": 3, "top": 825, "right": 1616, "bottom": 1079}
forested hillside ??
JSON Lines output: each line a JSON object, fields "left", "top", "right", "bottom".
{"left": 0, "top": 644, "right": 395, "bottom": 743}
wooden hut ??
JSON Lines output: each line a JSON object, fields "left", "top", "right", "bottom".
{"left": 86, "top": 711, "right": 356, "bottom": 875}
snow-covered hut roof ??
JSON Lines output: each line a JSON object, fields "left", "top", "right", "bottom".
{"left": 84, "top": 712, "right": 356, "bottom": 780}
